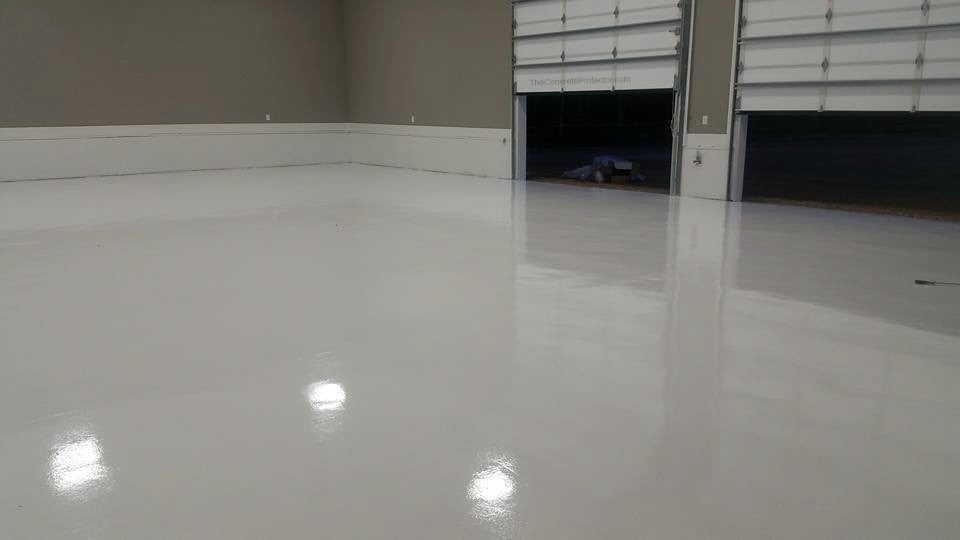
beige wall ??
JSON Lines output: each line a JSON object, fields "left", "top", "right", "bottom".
{"left": 0, "top": 0, "right": 346, "bottom": 127}
{"left": 685, "top": 0, "right": 738, "bottom": 135}
{"left": 1, "top": 0, "right": 521, "bottom": 130}
{"left": 344, "top": 0, "right": 512, "bottom": 129}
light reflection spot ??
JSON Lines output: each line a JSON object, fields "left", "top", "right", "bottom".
{"left": 50, "top": 437, "right": 106, "bottom": 494}
{"left": 307, "top": 381, "right": 346, "bottom": 412}
{"left": 470, "top": 466, "right": 515, "bottom": 502}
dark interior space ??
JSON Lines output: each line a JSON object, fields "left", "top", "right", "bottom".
{"left": 744, "top": 114, "right": 960, "bottom": 220}
{"left": 525, "top": 90, "right": 675, "bottom": 192}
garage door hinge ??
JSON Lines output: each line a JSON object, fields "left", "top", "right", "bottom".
{"left": 561, "top": 12, "right": 566, "bottom": 24}
{"left": 513, "top": 19, "right": 518, "bottom": 30}
{"left": 821, "top": 57, "right": 830, "bottom": 72}
{"left": 614, "top": 6, "right": 620, "bottom": 18}
{"left": 512, "top": 54, "right": 517, "bottom": 64}
{"left": 735, "top": 94, "right": 742, "bottom": 109}
{"left": 921, "top": 1, "right": 931, "bottom": 15}
{"left": 825, "top": 8, "right": 833, "bottom": 22}
{"left": 738, "top": 61, "right": 745, "bottom": 73}
{"left": 916, "top": 53, "right": 925, "bottom": 67}
{"left": 560, "top": 51, "right": 566, "bottom": 62}
{"left": 612, "top": 46, "right": 618, "bottom": 58}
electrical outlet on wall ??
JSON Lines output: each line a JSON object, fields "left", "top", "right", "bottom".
{"left": 701, "top": 115, "right": 709, "bottom": 126}
{"left": 265, "top": 113, "right": 272, "bottom": 122}
{"left": 411, "top": 115, "right": 416, "bottom": 124}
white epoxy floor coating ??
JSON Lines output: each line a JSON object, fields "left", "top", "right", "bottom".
{"left": 2, "top": 164, "right": 960, "bottom": 539}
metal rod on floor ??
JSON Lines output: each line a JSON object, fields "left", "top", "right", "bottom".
{"left": 915, "top": 280, "right": 960, "bottom": 287}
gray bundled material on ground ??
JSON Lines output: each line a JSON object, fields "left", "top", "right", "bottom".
{"left": 561, "top": 155, "right": 647, "bottom": 183}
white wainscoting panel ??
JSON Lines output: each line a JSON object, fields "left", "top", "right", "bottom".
{"left": 347, "top": 124, "right": 512, "bottom": 179}
{"left": 0, "top": 124, "right": 348, "bottom": 182}
{"left": 681, "top": 134, "right": 731, "bottom": 201}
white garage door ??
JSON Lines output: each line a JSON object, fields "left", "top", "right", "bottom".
{"left": 513, "top": 0, "right": 683, "bottom": 93}
{"left": 737, "top": 0, "right": 960, "bottom": 112}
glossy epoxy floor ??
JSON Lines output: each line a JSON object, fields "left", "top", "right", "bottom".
{"left": 2, "top": 164, "right": 960, "bottom": 539}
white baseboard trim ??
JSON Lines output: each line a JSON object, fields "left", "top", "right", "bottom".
{"left": 0, "top": 123, "right": 348, "bottom": 182}
{"left": 347, "top": 123, "right": 512, "bottom": 179}
{"left": 1, "top": 122, "right": 513, "bottom": 182}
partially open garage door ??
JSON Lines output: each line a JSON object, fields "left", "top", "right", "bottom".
{"left": 738, "top": 0, "right": 960, "bottom": 112}
{"left": 511, "top": 0, "right": 689, "bottom": 189}
{"left": 731, "top": 1, "right": 960, "bottom": 217}
{"left": 513, "top": 0, "right": 682, "bottom": 93}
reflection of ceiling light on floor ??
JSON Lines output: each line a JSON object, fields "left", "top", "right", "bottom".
{"left": 470, "top": 466, "right": 515, "bottom": 502}
{"left": 307, "top": 381, "right": 346, "bottom": 412}
{"left": 469, "top": 456, "right": 518, "bottom": 528}
{"left": 50, "top": 436, "right": 107, "bottom": 494}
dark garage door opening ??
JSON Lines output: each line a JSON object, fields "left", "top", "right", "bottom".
{"left": 743, "top": 114, "right": 960, "bottom": 220}
{"left": 525, "top": 90, "right": 675, "bottom": 193}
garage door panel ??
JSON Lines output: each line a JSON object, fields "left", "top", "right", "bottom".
{"left": 829, "top": 34, "right": 918, "bottom": 66}
{"left": 740, "top": 40, "right": 824, "bottom": 83}
{"left": 929, "top": 4, "right": 960, "bottom": 25}
{"left": 562, "top": 30, "right": 676, "bottom": 64}
{"left": 617, "top": 25, "right": 680, "bottom": 58}
{"left": 515, "top": 2, "right": 564, "bottom": 37}
{"left": 742, "top": 0, "right": 826, "bottom": 23}
{"left": 740, "top": 86, "right": 822, "bottom": 111}
{"left": 742, "top": 39, "right": 822, "bottom": 66}
{"left": 741, "top": 0, "right": 828, "bottom": 38}
{"left": 833, "top": 0, "right": 919, "bottom": 13}
{"left": 919, "top": 80, "right": 960, "bottom": 110}
{"left": 560, "top": 64, "right": 620, "bottom": 92}
{"left": 832, "top": 0, "right": 925, "bottom": 32}
{"left": 564, "top": 0, "right": 617, "bottom": 31}
{"left": 829, "top": 34, "right": 920, "bottom": 81}
{"left": 618, "top": 0, "right": 682, "bottom": 25}
{"left": 825, "top": 84, "right": 914, "bottom": 111}
{"left": 831, "top": 11, "right": 925, "bottom": 33}
{"left": 741, "top": 84, "right": 917, "bottom": 112}
{"left": 616, "top": 58, "right": 678, "bottom": 90}
{"left": 516, "top": 37, "right": 563, "bottom": 65}
{"left": 514, "top": 65, "right": 566, "bottom": 93}
{"left": 742, "top": 65, "right": 823, "bottom": 84}
{"left": 743, "top": 18, "right": 825, "bottom": 39}
{"left": 924, "top": 59, "right": 960, "bottom": 80}
{"left": 828, "top": 62, "right": 917, "bottom": 82}
{"left": 565, "top": 33, "right": 617, "bottom": 63}
{"left": 515, "top": 59, "right": 676, "bottom": 94}
{"left": 924, "top": 30, "right": 960, "bottom": 79}
{"left": 516, "top": 0, "right": 681, "bottom": 35}
{"left": 743, "top": 0, "right": 927, "bottom": 37}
